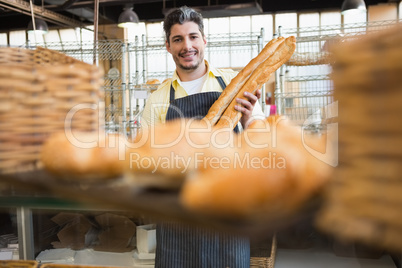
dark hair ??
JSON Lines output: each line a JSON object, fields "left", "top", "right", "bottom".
{"left": 163, "top": 6, "right": 205, "bottom": 43}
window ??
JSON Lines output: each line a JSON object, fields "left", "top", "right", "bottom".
{"left": 399, "top": 1, "right": 402, "bottom": 19}
{"left": 206, "top": 17, "right": 230, "bottom": 67}
{"left": 230, "top": 16, "right": 254, "bottom": 69}
{"left": 78, "top": 27, "right": 95, "bottom": 42}
{"left": 59, "top": 29, "right": 77, "bottom": 43}
{"left": 299, "top": 13, "right": 320, "bottom": 28}
{"left": 9, "top": 30, "right": 26, "bottom": 47}
{"left": 0, "top": 33, "right": 7, "bottom": 45}
{"left": 208, "top": 17, "right": 230, "bottom": 34}
{"left": 299, "top": 13, "right": 320, "bottom": 38}
{"left": 145, "top": 22, "right": 162, "bottom": 39}
{"left": 230, "top": 16, "right": 251, "bottom": 33}
{"left": 44, "top": 30, "right": 61, "bottom": 43}
{"left": 251, "top": 14, "right": 273, "bottom": 41}
{"left": 321, "top": 12, "right": 341, "bottom": 27}
{"left": 275, "top": 13, "right": 297, "bottom": 33}
{"left": 27, "top": 32, "right": 45, "bottom": 45}
{"left": 343, "top": 11, "right": 367, "bottom": 24}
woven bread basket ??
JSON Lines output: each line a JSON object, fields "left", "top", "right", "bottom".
{"left": 0, "top": 260, "right": 38, "bottom": 268}
{"left": 250, "top": 235, "right": 277, "bottom": 268}
{"left": 40, "top": 264, "right": 120, "bottom": 268}
{"left": 0, "top": 47, "right": 104, "bottom": 174}
{"left": 316, "top": 23, "right": 402, "bottom": 252}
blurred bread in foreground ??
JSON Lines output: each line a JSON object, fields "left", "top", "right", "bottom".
{"left": 41, "top": 131, "right": 126, "bottom": 180}
{"left": 180, "top": 115, "right": 335, "bottom": 219}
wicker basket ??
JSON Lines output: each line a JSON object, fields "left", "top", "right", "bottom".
{"left": 250, "top": 235, "right": 277, "bottom": 268}
{"left": 40, "top": 264, "right": 120, "bottom": 268}
{"left": 316, "top": 23, "right": 402, "bottom": 252}
{"left": 0, "top": 260, "right": 38, "bottom": 268}
{"left": 0, "top": 47, "right": 104, "bottom": 174}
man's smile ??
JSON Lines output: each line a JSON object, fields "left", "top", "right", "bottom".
{"left": 180, "top": 51, "right": 197, "bottom": 60}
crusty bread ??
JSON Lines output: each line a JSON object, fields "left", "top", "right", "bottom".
{"left": 215, "top": 36, "right": 296, "bottom": 129}
{"left": 41, "top": 131, "right": 126, "bottom": 180}
{"left": 180, "top": 115, "right": 334, "bottom": 219}
{"left": 180, "top": 150, "right": 297, "bottom": 218}
{"left": 124, "top": 119, "right": 235, "bottom": 187}
{"left": 204, "top": 37, "right": 285, "bottom": 125}
{"left": 146, "top": 79, "right": 160, "bottom": 85}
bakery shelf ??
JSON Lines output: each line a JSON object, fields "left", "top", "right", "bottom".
{"left": 0, "top": 169, "right": 321, "bottom": 261}
{"left": 274, "top": 20, "right": 401, "bottom": 126}
{"left": 30, "top": 30, "right": 264, "bottom": 134}
{"left": 0, "top": 170, "right": 320, "bottom": 237}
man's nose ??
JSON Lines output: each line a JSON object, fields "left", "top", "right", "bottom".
{"left": 183, "top": 37, "right": 192, "bottom": 50}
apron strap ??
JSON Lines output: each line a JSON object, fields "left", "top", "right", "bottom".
{"left": 169, "top": 76, "right": 226, "bottom": 102}
{"left": 169, "top": 82, "right": 175, "bottom": 103}
{"left": 215, "top": 76, "right": 227, "bottom": 90}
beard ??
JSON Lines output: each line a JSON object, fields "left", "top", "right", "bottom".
{"left": 175, "top": 50, "right": 204, "bottom": 71}
{"left": 179, "top": 62, "right": 200, "bottom": 70}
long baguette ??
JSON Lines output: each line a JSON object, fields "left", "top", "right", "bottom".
{"left": 204, "top": 36, "right": 285, "bottom": 125}
{"left": 215, "top": 36, "right": 296, "bottom": 129}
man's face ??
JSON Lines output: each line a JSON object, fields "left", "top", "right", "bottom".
{"left": 166, "top": 21, "right": 207, "bottom": 72}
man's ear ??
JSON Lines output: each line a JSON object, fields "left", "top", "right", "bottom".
{"left": 165, "top": 40, "right": 171, "bottom": 53}
{"left": 203, "top": 36, "right": 207, "bottom": 46}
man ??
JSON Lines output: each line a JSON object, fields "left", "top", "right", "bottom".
{"left": 141, "top": 6, "right": 264, "bottom": 129}
{"left": 141, "top": 6, "right": 264, "bottom": 268}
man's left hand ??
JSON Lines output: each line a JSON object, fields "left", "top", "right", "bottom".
{"left": 235, "top": 89, "right": 262, "bottom": 129}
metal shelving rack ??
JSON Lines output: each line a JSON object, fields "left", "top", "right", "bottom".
{"left": 34, "top": 30, "right": 264, "bottom": 134}
{"left": 275, "top": 20, "right": 400, "bottom": 128}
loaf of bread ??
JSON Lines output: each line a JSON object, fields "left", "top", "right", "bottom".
{"left": 180, "top": 115, "right": 334, "bottom": 219}
{"left": 124, "top": 119, "right": 236, "bottom": 189}
{"left": 204, "top": 37, "right": 285, "bottom": 126}
{"left": 214, "top": 36, "right": 296, "bottom": 129}
{"left": 41, "top": 131, "right": 126, "bottom": 180}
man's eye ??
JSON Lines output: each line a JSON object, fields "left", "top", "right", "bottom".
{"left": 173, "top": 38, "right": 181, "bottom": 42}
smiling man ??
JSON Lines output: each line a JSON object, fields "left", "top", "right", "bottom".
{"left": 141, "top": 6, "right": 263, "bottom": 129}
{"left": 141, "top": 7, "right": 263, "bottom": 267}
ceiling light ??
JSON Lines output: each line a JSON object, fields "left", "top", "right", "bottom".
{"left": 27, "top": 18, "right": 49, "bottom": 34}
{"left": 341, "top": 0, "right": 367, "bottom": 15}
{"left": 118, "top": 7, "right": 139, "bottom": 28}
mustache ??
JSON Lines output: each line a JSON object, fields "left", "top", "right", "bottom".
{"left": 179, "top": 49, "right": 198, "bottom": 56}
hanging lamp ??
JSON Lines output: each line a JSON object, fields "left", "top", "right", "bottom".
{"left": 27, "top": 18, "right": 49, "bottom": 34}
{"left": 341, "top": 0, "right": 367, "bottom": 15}
{"left": 118, "top": 7, "right": 139, "bottom": 28}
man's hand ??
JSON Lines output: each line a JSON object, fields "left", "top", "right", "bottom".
{"left": 235, "top": 89, "right": 262, "bottom": 128}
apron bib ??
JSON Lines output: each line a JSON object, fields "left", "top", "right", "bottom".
{"left": 156, "top": 77, "right": 248, "bottom": 268}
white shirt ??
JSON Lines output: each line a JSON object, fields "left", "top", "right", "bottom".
{"left": 181, "top": 73, "right": 208, "bottom": 95}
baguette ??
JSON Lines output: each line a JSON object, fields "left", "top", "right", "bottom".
{"left": 215, "top": 36, "right": 296, "bottom": 129}
{"left": 204, "top": 36, "right": 285, "bottom": 125}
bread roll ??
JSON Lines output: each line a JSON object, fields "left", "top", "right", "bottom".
{"left": 204, "top": 37, "right": 285, "bottom": 125}
{"left": 180, "top": 151, "right": 296, "bottom": 219}
{"left": 41, "top": 131, "right": 126, "bottom": 180}
{"left": 180, "top": 115, "right": 334, "bottom": 219}
{"left": 146, "top": 79, "right": 160, "bottom": 85}
{"left": 215, "top": 36, "right": 296, "bottom": 129}
{"left": 124, "top": 119, "right": 235, "bottom": 188}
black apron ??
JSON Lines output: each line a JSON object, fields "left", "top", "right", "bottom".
{"left": 155, "top": 77, "right": 249, "bottom": 268}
